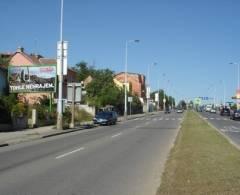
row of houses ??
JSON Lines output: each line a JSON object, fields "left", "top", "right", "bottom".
{"left": 0, "top": 47, "right": 147, "bottom": 105}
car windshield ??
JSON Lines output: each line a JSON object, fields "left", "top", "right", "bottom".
{"left": 96, "top": 112, "right": 112, "bottom": 118}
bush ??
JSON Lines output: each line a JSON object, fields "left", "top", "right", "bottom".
{"left": 11, "top": 102, "right": 27, "bottom": 117}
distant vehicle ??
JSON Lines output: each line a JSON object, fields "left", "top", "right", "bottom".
{"left": 220, "top": 107, "right": 230, "bottom": 116}
{"left": 210, "top": 108, "right": 216, "bottom": 113}
{"left": 230, "top": 110, "right": 240, "bottom": 120}
{"left": 205, "top": 105, "right": 212, "bottom": 112}
{"left": 176, "top": 108, "right": 183, "bottom": 113}
{"left": 93, "top": 111, "right": 118, "bottom": 125}
{"left": 165, "top": 107, "right": 171, "bottom": 114}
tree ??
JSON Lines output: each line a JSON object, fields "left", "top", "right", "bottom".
{"left": 86, "top": 68, "right": 122, "bottom": 108}
{"left": 178, "top": 100, "right": 187, "bottom": 109}
{"left": 74, "top": 61, "right": 95, "bottom": 82}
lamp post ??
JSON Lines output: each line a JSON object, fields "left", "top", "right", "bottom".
{"left": 220, "top": 80, "right": 226, "bottom": 107}
{"left": 162, "top": 73, "right": 166, "bottom": 111}
{"left": 230, "top": 62, "right": 240, "bottom": 109}
{"left": 146, "top": 62, "right": 157, "bottom": 113}
{"left": 124, "top": 39, "right": 140, "bottom": 121}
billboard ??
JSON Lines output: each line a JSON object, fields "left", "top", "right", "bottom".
{"left": 8, "top": 65, "right": 56, "bottom": 93}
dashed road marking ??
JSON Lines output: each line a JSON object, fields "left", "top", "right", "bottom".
{"left": 56, "top": 147, "right": 85, "bottom": 159}
{"left": 111, "top": 132, "right": 122, "bottom": 138}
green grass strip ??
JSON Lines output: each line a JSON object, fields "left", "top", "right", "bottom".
{"left": 157, "top": 111, "right": 240, "bottom": 195}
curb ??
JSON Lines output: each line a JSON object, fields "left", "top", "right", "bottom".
{"left": 0, "top": 125, "right": 96, "bottom": 148}
{"left": 42, "top": 127, "right": 87, "bottom": 138}
{"left": 0, "top": 143, "right": 9, "bottom": 148}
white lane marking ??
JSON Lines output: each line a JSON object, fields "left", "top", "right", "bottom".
{"left": 111, "top": 132, "right": 122, "bottom": 138}
{"left": 171, "top": 118, "right": 175, "bottom": 120}
{"left": 223, "top": 118, "right": 228, "bottom": 120}
{"left": 56, "top": 147, "right": 85, "bottom": 159}
{"left": 165, "top": 118, "right": 169, "bottom": 120}
{"left": 231, "top": 126, "right": 239, "bottom": 130}
{"left": 159, "top": 118, "right": 163, "bottom": 120}
{"left": 210, "top": 118, "right": 215, "bottom": 120}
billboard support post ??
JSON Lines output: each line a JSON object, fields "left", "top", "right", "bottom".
{"left": 70, "top": 83, "right": 75, "bottom": 129}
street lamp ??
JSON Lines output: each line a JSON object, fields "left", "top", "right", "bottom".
{"left": 220, "top": 80, "right": 226, "bottom": 107}
{"left": 146, "top": 62, "right": 157, "bottom": 113}
{"left": 124, "top": 39, "right": 140, "bottom": 121}
{"left": 162, "top": 73, "right": 166, "bottom": 111}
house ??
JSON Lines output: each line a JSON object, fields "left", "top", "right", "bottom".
{"left": 8, "top": 47, "right": 77, "bottom": 104}
{"left": 114, "top": 72, "right": 146, "bottom": 103}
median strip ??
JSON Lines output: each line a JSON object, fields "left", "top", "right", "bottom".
{"left": 56, "top": 147, "right": 85, "bottom": 159}
{"left": 157, "top": 111, "right": 240, "bottom": 195}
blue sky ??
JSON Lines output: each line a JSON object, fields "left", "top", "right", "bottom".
{"left": 1, "top": 0, "right": 240, "bottom": 103}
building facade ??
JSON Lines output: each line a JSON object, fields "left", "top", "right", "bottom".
{"left": 114, "top": 72, "right": 146, "bottom": 103}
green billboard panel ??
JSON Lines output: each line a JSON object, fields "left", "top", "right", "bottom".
{"left": 8, "top": 65, "right": 56, "bottom": 93}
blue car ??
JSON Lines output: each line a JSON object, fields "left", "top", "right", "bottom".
{"left": 230, "top": 110, "right": 240, "bottom": 120}
{"left": 93, "top": 111, "right": 118, "bottom": 125}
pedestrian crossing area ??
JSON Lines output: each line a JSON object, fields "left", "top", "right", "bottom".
{"left": 134, "top": 117, "right": 183, "bottom": 121}
{"left": 201, "top": 117, "right": 229, "bottom": 121}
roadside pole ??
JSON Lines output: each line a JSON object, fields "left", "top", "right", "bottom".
{"left": 57, "top": 0, "right": 64, "bottom": 130}
{"left": 70, "top": 83, "right": 75, "bottom": 128}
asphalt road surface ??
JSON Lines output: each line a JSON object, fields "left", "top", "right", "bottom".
{"left": 0, "top": 112, "right": 183, "bottom": 195}
{"left": 199, "top": 111, "right": 240, "bottom": 147}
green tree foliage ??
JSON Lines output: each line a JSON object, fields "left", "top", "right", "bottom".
{"left": 74, "top": 62, "right": 143, "bottom": 115}
{"left": 74, "top": 61, "right": 95, "bottom": 82}
{"left": 0, "top": 55, "right": 10, "bottom": 66}
{"left": 86, "top": 69, "right": 122, "bottom": 107}
{"left": 151, "top": 90, "right": 176, "bottom": 110}
{"left": 0, "top": 94, "right": 17, "bottom": 123}
{"left": 178, "top": 100, "right": 187, "bottom": 109}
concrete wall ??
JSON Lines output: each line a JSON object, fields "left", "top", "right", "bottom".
{"left": 76, "top": 104, "right": 95, "bottom": 116}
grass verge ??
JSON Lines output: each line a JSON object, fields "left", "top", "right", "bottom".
{"left": 157, "top": 111, "right": 240, "bottom": 195}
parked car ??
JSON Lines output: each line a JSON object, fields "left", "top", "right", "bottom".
{"left": 210, "top": 108, "right": 216, "bottom": 113}
{"left": 93, "top": 111, "right": 118, "bottom": 125}
{"left": 230, "top": 110, "right": 240, "bottom": 120}
{"left": 176, "top": 108, "right": 183, "bottom": 113}
{"left": 205, "top": 105, "right": 212, "bottom": 112}
{"left": 165, "top": 107, "right": 171, "bottom": 114}
{"left": 220, "top": 107, "right": 230, "bottom": 116}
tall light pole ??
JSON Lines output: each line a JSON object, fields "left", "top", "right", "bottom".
{"left": 124, "top": 39, "right": 139, "bottom": 121}
{"left": 162, "top": 73, "right": 166, "bottom": 111}
{"left": 146, "top": 62, "right": 157, "bottom": 113}
{"left": 220, "top": 80, "right": 226, "bottom": 107}
{"left": 57, "top": 0, "right": 64, "bottom": 130}
{"left": 230, "top": 62, "right": 240, "bottom": 109}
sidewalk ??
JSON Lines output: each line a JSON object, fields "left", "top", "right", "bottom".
{"left": 0, "top": 112, "right": 159, "bottom": 147}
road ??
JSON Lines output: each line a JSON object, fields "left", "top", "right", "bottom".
{"left": 0, "top": 112, "right": 183, "bottom": 195}
{"left": 199, "top": 111, "right": 240, "bottom": 147}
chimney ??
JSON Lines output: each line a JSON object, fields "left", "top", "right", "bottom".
{"left": 17, "top": 46, "right": 24, "bottom": 53}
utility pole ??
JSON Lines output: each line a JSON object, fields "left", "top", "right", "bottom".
{"left": 124, "top": 40, "right": 139, "bottom": 120}
{"left": 57, "top": 0, "right": 64, "bottom": 130}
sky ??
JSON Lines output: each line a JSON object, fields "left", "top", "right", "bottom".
{"left": 1, "top": 0, "right": 240, "bottom": 104}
